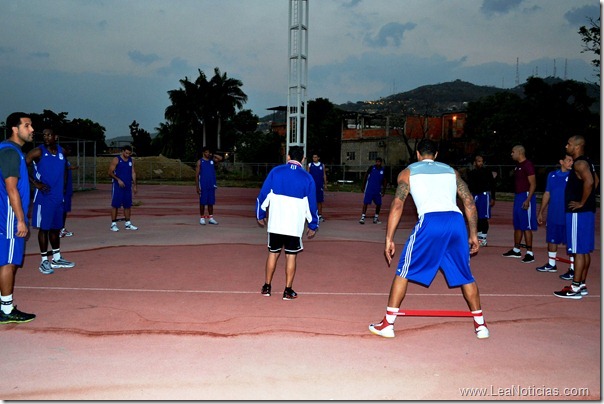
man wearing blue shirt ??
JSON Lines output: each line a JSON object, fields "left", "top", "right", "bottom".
{"left": 0, "top": 112, "right": 36, "bottom": 323}
{"left": 256, "top": 146, "right": 319, "bottom": 300}
{"left": 536, "top": 155, "right": 573, "bottom": 274}
{"left": 359, "top": 157, "right": 387, "bottom": 224}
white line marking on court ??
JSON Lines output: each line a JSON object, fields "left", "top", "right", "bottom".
{"left": 15, "top": 286, "right": 598, "bottom": 298}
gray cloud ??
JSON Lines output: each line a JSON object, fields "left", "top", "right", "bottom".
{"left": 364, "top": 22, "right": 417, "bottom": 48}
{"left": 156, "top": 57, "right": 192, "bottom": 77}
{"left": 29, "top": 52, "right": 50, "bottom": 59}
{"left": 480, "top": 0, "right": 524, "bottom": 17}
{"left": 128, "top": 50, "right": 161, "bottom": 66}
{"left": 564, "top": 5, "right": 600, "bottom": 25}
{"left": 0, "top": 46, "right": 16, "bottom": 56}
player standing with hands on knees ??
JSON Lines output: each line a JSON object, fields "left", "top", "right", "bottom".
{"left": 369, "top": 139, "right": 488, "bottom": 339}
{"left": 256, "top": 146, "right": 319, "bottom": 300}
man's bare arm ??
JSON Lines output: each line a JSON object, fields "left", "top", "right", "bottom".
{"left": 384, "top": 169, "right": 410, "bottom": 265}
{"left": 456, "top": 171, "right": 479, "bottom": 255}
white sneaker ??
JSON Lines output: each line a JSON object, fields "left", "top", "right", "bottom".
{"left": 110, "top": 223, "right": 119, "bottom": 232}
{"left": 368, "top": 317, "right": 395, "bottom": 338}
{"left": 59, "top": 228, "right": 73, "bottom": 237}
{"left": 208, "top": 217, "right": 218, "bottom": 225}
{"left": 124, "top": 221, "right": 138, "bottom": 230}
{"left": 199, "top": 218, "right": 206, "bottom": 225}
{"left": 475, "top": 321, "right": 489, "bottom": 339}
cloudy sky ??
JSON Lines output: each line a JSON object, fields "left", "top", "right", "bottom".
{"left": 0, "top": 0, "right": 599, "bottom": 139}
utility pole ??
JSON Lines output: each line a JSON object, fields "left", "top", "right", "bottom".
{"left": 287, "top": 0, "right": 308, "bottom": 162}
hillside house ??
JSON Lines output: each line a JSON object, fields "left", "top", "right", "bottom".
{"left": 340, "top": 111, "right": 468, "bottom": 175}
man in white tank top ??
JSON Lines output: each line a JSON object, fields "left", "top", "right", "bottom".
{"left": 369, "top": 139, "right": 489, "bottom": 339}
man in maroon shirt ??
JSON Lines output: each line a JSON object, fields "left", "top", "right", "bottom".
{"left": 502, "top": 145, "right": 538, "bottom": 263}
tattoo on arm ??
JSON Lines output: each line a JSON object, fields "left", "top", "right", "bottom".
{"left": 456, "top": 173, "right": 478, "bottom": 231}
{"left": 395, "top": 181, "right": 409, "bottom": 202}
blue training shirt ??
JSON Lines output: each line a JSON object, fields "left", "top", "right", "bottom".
{"left": 544, "top": 169, "right": 569, "bottom": 225}
{"left": 256, "top": 161, "right": 319, "bottom": 237}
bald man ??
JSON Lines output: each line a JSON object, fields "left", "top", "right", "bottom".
{"left": 554, "top": 135, "right": 599, "bottom": 299}
{"left": 502, "top": 145, "right": 537, "bottom": 263}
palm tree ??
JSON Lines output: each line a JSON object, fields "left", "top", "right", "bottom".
{"left": 207, "top": 67, "right": 248, "bottom": 150}
{"left": 163, "top": 68, "right": 247, "bottom": 157}
{"left": 164, "top": 69, "right": 210, "bottom": 155}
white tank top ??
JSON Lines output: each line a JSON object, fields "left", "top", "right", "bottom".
{"left": 408, "top": 159, "right": 462, "bottom": 217}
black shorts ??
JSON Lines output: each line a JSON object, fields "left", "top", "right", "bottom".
{"left": 267, "top": 233, "right": 303, "bottom": 254}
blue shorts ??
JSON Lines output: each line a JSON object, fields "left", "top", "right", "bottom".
{"left": 267, "top": 233, "right": 303, "bottom": 254}
{"left": 63, "top": 194, "right": 72, "bottom": 213}
{"left": 545, "top": 223, "right": 566, "bottom": 245}
{"left": 315, "top": 187, "right": 324, "bottom": 203}
{"left": 513, "top": 193, "right": 538, "bottom": 231}
{"left": 199, "top": 187, "right": 216, "bottom": 206}
{"left": 473, "top": 192, "right": 492, "bottom": 219}
{"left": 396, "top": 212, "right": 475, "bottom": 287}
{"left": 32, "top": 200, "right": 64, "bottom": 230}
{"left": 111, "top": 184, "right": 133, "bottom": 209}
{"left": 566, "top": 212, "right": 595, "bottom": 254}
{"left": 363, "top": 191, "right": 382, "bottom": 206}
{"left": 0, "top": 237, "right": 26, "bottom": 266}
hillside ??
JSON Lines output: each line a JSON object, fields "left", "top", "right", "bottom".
{"left": 261, "top": 78, "right": 599, "bottom": 119}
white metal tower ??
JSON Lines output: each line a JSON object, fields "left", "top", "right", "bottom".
{"left": 286, "top": 0, "right": 308, "bottom": 161}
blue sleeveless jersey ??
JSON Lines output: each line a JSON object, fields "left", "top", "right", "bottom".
{"left": 112, "top": 155, "right": 134, "bottom": 187}
{"left": 33, "top": 144, "right": 66, "bottom": 204}
{"left": 198, "top": 158, "right": 217, "bottom": 190}
{"left": 308, "top": 162, "right": 325, "bottom": 188}
{"left": 0, "top": 141, "right": 30, "bottom": 238}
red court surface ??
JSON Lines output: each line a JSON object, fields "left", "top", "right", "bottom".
{"left": 1, "top": 185, "right": 600, "bottom": 400}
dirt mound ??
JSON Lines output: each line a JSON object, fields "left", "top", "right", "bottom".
{"left": 95, "top": 155, "right": 196, "bottom": 181}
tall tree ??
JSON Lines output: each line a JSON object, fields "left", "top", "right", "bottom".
{"left": 578, "top": 17, "right": 601, "bottom": 80}
{"left": 207, "top": 67, "right": 247, "bottom": 151}
{"left": 164, "top": 70, "right": 209, "bottom": 159}
{"left": 306, "top": 98, "right": 342, "bottom": 164}
{"left": 162, "top": 68, "right": 247, "bottom": 159}
{"left": 129, "top": 120, "right": 152, "bottom": 156}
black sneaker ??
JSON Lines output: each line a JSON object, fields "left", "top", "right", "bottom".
{"left": 559, "top": 270, "right": 574, "bottom": 281}
{"left": 0, "top": 307, "right": 36, "bottom": 324}
{"left": 502, "top": 249, "right": 521, "bottom": 258}
{"left": 283, "top": 287, "right": 298, "bottom": 300}
{"left": 553, "top": 285, "right": 582, "bottom": 300}
{"left": 261, "top": 283, "right": 271, "bottom": 297}
{"left": 536, "top": 263, "right": 556, "bottom": 272}
{"left": 521, "top": 254, "right": 535, "bottom": 263}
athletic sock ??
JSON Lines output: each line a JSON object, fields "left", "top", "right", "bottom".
{"left": 512, "top": 247, "right": 520, "bottom": 253}
{"left": 526, "top": 250, "right": 533, "bottom": 256}
{"left": 52, "top": 249, "right": 61, "bottom": 261}
{"left": 570, "top": 256, "right": 575, "bottom": 270}
{"left": 571, "top": 282, "right": 581, "bottom": 292}
{"left": 472, "top": 310, "right": 485, "bottom": 325}
{"left": 41, "top": 252, "right": 49, "bottom": 262}
{"left": 385, "top": 307, "right": 398, "bottom": 324}
{"left": 0, "top": 294, "right": 13, "bottom": 314}
{"left": 548, "top": 252, "right": 556, "bottom": 267}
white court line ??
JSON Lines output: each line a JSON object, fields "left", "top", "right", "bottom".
{"left": 15, "top": 286, "right": 598, "bottom": 298}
